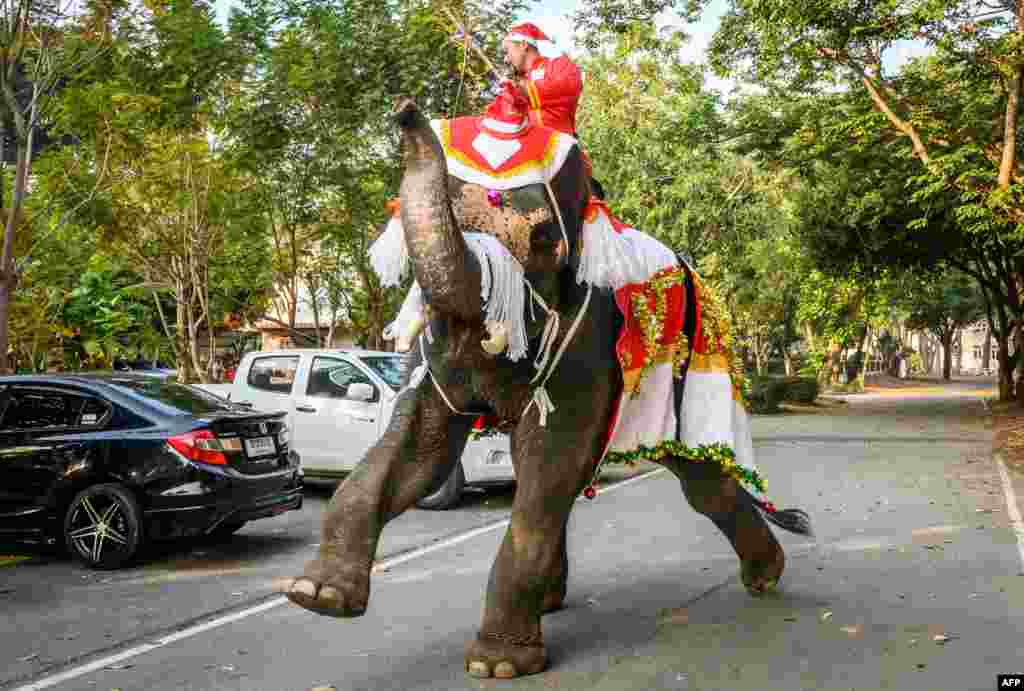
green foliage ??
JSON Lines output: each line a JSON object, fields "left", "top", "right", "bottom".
{"left": 746, "top": 376, "right": 785, "bottom": 414}
{"left": 777, "top": 376, "right": 819, "bottom": 404}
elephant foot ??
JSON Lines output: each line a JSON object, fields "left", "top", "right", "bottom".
{"left": 275, "top": 555, "right": 371, "bottom": 617}
{"left": 740, "top": 542, "right": 785, "bottom": 596}
{"left": 465, "top": 632, "right": 546, "bottom": 678}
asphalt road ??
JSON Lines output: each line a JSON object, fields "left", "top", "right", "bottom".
{"left": 3, "top": 379, "right": 1023, "bottom": 691}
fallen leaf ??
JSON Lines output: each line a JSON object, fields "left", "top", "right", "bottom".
{"left": 783, "top": 616, "right": 798, "bottom": 622}
{"left": 916, "top": 663, "right": 927, "bottom": 670}
{"left": 231, "top": 592, "right": 245, "bottom": 597}
{"left": 17, "top": 654, "right": 39, "bottom": 662}
{"left": 658, "top": 607, "right": 689, "bottom": 625}
{"left": 311, "top": 687, "right": 338, "bottom": 691}
{"left": 932, "top": 634, "right": 959, "bottom": 644}
{"left": 220, "top": 665, "right": 236, "bottom": 672}
{"left": 840, "top": 625, "right": 862, "bottom": 637}
{"left": 105, "top": 664, "right": 133, "bottom": 670}
{"left": 821, "top": 611, "right": 833, "bottom": 621}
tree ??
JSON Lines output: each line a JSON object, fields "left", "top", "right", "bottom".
{"left": 706, "top": 0, "right": 1024, "bottom": 399}
{"left": 0, "top": 0, "right": 129, "bottom": 371}
{"left": 903, "top": 271, "right": 987, "bottom": 380}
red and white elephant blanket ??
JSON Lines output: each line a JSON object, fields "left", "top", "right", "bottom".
{"left": 577, "top": 200, "right": 761, "bottom": 495}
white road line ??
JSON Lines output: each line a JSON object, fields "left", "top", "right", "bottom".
{"left": 995, "top": 453, "right": 1024, "bottom": 572}
{"left": 11, "top": 468, "right": 665, "bottom": 691}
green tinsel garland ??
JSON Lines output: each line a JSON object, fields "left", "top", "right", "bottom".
{"left": 603, "top": 440, "right": 767, "bottom": 494}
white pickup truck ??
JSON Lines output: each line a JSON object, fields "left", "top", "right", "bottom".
{"left": 198, "top": 349, "right": 513, "bottom": 509}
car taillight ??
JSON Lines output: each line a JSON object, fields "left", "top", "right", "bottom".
{"left": 168, "top": 430, "right": 229, "bottom": 465}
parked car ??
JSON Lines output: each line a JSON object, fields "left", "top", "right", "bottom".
{"left": 0, "top": 374, "right": 303, "bottom": 569}
{"left": 218, "top": 349, "right": 514, "bottom": 509}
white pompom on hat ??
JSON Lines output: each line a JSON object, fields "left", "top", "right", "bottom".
{"left": 505, "top": 22, "right": 563, "bottom": 58}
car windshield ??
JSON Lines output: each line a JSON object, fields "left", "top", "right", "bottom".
{"left": 104, "top": 378, "right": 241, "bottom": 416}
{"left": 360, "top": 356, "right": 404, "bottom": 391}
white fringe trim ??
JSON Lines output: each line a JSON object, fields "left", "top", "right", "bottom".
{"left": 576, "top": 208, "right": 678, "bottom": 289}
{"left": 369, "top": 215, "right": 410, "bottom": 288}
{"left": 380, "top": 232, "right": 530, "bottom": 363}
{"left": 464, "top": 232, "right": 529, "bottom": 361}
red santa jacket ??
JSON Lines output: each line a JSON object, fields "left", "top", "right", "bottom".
{"left": 521, "top": 55, "right": 583, "bottom": 137}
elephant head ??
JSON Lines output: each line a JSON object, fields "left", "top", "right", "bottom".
{"left": 393, "top": 98, "right": 589, "bottom": 346}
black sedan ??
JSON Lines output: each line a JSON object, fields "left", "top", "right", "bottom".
{"left": 0, "top": 374, "right": 303, "bottom": 569}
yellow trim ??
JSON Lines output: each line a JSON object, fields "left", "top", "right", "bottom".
{"left": 439, "top": 119, "right": 562, "bottom": 179}
{"left": 621, "top": 343, "right": 679, "bottom": 393}
{"left": 527, "top": 82, "right": 543, "bottom": 125}
{"left": 687, "top": 351, "right": 732, "bottom": 373}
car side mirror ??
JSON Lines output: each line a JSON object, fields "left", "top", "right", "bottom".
{"left": 346, "top": 382, "right": 376, "bottom": 402}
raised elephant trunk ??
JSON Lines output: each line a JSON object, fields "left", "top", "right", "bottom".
{"left": 395, "top": 100, "right": 483, "bottom": 322}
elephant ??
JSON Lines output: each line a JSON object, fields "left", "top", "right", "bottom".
{"left": 277, "top": 99, "right": 810, "bottom": 679}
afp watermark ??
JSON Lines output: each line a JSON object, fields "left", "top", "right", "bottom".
{"left": 999, "top": 675, "right": 1024, "bottom": 688}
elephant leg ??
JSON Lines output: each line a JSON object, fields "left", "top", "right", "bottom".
{"left": 542, "top": 521, "right": 569, "bottom": 614}
{"left": 278, "top": 382, "right": 470, "bottom": 617}
{"left": 465, "top": 388, "right": 613, "bottom": 679}
{"left": 661, "top": 458, "right": 785, "bottom": 596}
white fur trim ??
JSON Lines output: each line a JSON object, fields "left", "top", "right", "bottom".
{"left": 369, "top": 215, "right": 409, "bottom": 288}
{"left": 481, "top": 117, "right": 529, "bottom": 134}
{"left": 607, "top": 362, "right": 677, "bottom": 453}
{"left": 577, "top": 209, "right": 678, "bottom": 288}
{"left": 680, "top": 370, "right": 758, "bottom": 478}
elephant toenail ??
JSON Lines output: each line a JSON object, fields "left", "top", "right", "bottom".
{"left": 467, "top": 661, "right": 491, "bottom": 678}
{"left": 319, "top": 585, "right": 341, "bottom": 603}
{"left": 494, "top": 662, "right": 518, "bottom": 678}
{"left": 271, "top": 578, "right": 295, "bottom": 594}
{"left": 292, "top": 579, "right": 317, "bottom": 598}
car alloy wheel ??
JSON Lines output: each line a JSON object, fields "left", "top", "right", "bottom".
{"left": 64, "top": 483, "right": 143, "bottom": 570}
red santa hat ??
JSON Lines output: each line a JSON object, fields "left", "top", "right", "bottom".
{"left": 504, "top": 22, "right": 562, "bottom": 58}
{"left": 480, "top": 80, "right": 531, "bottom": 137}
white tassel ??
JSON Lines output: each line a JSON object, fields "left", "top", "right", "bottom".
{"left": 531, "top": 386, "right": 556, "bottom": 427}
{"left": 369, "top": 216, "right": 410, "bottom": 288}
{"left": 464, "top": 233, "right": 529, "bottom": 361}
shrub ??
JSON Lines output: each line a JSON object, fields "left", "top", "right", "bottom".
{"left": 747, "top": 376, "right": 786, "bottom": 414}
{"left": 778, "top": 376, "right": 819, "bottom": 403}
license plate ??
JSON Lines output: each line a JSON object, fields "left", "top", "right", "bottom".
{"left": 244, "top": 436, "right": 276, "bottom": 458}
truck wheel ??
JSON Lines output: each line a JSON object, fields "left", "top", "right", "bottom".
{"left": 416, "top": 463, "right": 464, "bottom": 510}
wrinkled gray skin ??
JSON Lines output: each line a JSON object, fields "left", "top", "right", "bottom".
{"left": 279, "top": 101, "right": 786, "bottom": 679}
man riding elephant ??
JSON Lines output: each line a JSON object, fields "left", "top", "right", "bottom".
{"left": 501, "top": 22, "right": 583, "bottom": 138}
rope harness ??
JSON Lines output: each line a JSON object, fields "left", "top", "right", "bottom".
{"left": 410, "top": 280, "right": 593, "bottom": 430}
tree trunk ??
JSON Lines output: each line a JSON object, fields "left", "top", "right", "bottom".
{"left": 942, "top": 329, "right": 953, "bottom": 380}
{"left": 983, "top": 323, "right": 992, "bottom": 372}
{"left": 175, "top": 292, "right": 194, "bottom": 383}
{"left": 0, "top": 277, "right": 10, "bottom": 373}
{"left": 783, "top": 348, "right": 793, "bottom": 376}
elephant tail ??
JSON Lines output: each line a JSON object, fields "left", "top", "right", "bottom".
{"left": 740, "top": 486, "right": 814, "bottom": 537}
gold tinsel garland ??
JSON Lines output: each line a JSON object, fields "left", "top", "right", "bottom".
{"left": 604, "top": 440, "right": 767, "bottom": 495}
{"left": 628, "top": 268, "right": 689, "bottom": 396}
